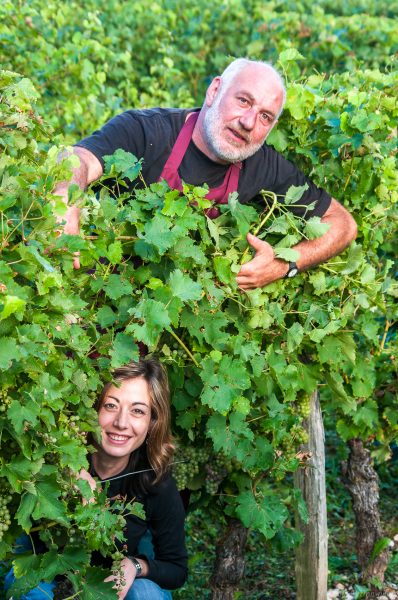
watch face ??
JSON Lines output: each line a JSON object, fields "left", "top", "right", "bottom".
{"left": 287, "top": 268, "right": 298, "bottom": 278}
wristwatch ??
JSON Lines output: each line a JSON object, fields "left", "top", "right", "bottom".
{"left": 285, "top": 261, "right": 299, "bottom": 278}
{"left": 128, "top": 556, "right": 142, "bottom": 577}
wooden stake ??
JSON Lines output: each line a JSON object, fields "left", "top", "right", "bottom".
{"left": 294, "top": 391, "right": 328, "bottom": 600}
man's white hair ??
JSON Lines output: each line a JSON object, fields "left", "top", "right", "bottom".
{"left": 219, "top": 58, "right": 286, "bottom": 118}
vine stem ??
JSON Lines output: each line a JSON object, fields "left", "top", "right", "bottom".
{"left": 380, "top": 319, "right": 391, "bottom": 350}
{"left": 30, "top": 520, "right": 57, "bottom": 533}
{"left": 169, "top": 329, "right": 200, "bottom": 368}
{"left": 240, "top": 191, "right": 278, "bottom": 263}
{"left": 62, "top": 590, "right": 82, "bottom": 600}
{"left": 83, "top": 235, "right": 137, "bottom": 240}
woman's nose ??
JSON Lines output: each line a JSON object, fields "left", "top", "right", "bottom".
{"left": 114, "top": 409, "right": 129, "bottom": 429}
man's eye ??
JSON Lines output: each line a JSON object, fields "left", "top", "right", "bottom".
{"left": 238, "top": 97, "right": 248, "bottom": 105}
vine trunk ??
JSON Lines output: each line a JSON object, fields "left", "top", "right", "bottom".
{"left": 210, "top": 518, "right": 249, "bottom": 600}
{"left": 341, "top": 439, "right": 390, "bottom": 584}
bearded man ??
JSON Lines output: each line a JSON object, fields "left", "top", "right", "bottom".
{"left": 55, "top": 58, "right": 357, "bottom": 286}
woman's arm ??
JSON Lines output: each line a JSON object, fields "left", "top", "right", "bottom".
{"left": 135, "top": 475, "right": 188, "bottom": 590}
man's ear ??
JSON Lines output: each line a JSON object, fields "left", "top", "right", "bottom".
{"left": 205, "top": 77, "right": 222, "bottom": 107}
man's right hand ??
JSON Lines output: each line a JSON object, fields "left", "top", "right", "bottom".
{"left": 53, "top": 147, "right": 103, "bottom": 269}
{"left": 55, "top": 200, "right": 81, "bottom": 269}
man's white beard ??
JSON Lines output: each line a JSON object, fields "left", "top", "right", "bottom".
{"left": 202, "top": 96, "right": 266, "bottom": 163}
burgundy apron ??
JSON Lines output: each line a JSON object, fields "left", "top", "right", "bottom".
{"left": 158, "top": 111, "right": 241, "bottom": 219}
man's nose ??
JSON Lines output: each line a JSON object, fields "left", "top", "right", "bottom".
{"left": 239, "top": 108, "right": 256, "bottom": 131}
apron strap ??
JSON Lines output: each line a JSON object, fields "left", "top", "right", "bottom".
{"left": 159, "top": 110, "right": 242, "bottom": 217}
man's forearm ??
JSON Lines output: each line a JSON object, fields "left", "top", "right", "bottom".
{"left": 294, "top": 198, "right": 357, "bottom": 272}
{"left": 53, "top": 146, "right": 103, "bottom": 203}
{"left": 236, "top": 198, "right": 357, "bottom": 289}
{"left": 53, "top": 147, "right": 103, "bottom": 235}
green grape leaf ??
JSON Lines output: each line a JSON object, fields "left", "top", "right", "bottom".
{"left": 103, "top": 149, "right": 142, "bottom": 181}
{"left": 235, "top": 491, "right": 289, "bottom": 538}
{"left": 110, "top": 332, "right": 139, "bottom": 367}
{"left": 103, "top": 274, "right": 133, "bottom": 300}
{"left": 128, "top": 299, "right": 171, "bottom": 346}
{"left": 284, "top": 184, "right": 309, "bottom": 205}
{"left": 274, "top": 248, "right": 300, "bottom": 262}
{"left": 80, "top": 567, "right": 116, "bottom": 600}
{"left": 15, "top": 492, "right": 37, "bottom": 531}
{"left": 168, "top": 269, "right": 202, "bottom": 302}
{"left": 0, "top": 295, "right": 26, "bottom": 321}
{"left": 304, "top": 217, "right": 330, "bottom": 239}
{"left": 40, "top": 546, "right": 89, "bottom": 580}
{"left": 0, "top": 336, "right": 21, "bottom": 369}
{"left": 31, "top": 480, "right": 68, "bottom": 525}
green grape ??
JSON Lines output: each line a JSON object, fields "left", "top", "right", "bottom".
{"left": 172, "top": 444, "right": 209, "bottom": 490}
{"left": 0, "top": 388, "right": 12, "bottom": 413}
{"left": 204, "top": 454, "right": 228, "bottom": 495}
{"left": 297, "top": 395, "right": 311, "bottom": 418}
{"left": 0, "top": 478, "right": 12, "bottom": 541}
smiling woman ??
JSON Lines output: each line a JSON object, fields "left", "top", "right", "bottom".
{"left": 85, "top": 359, "right": 188, "bottom": 600}
{"left": 4, "top": 359, "right": 187, "bottom": 600}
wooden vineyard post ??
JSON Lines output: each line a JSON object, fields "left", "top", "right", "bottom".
{"left": 293, "top": 391, "right": 328, "bottom": 600}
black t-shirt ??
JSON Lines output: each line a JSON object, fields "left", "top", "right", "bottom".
{"left": 76, "top": 108, "right": 331, "bottom": 219}
{"left": 94, "top": 466, "right": 187, "bottom": 590}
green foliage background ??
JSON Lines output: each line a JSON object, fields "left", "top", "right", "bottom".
{"left": 0, "top": 0, "right": 397, "bottom": 597}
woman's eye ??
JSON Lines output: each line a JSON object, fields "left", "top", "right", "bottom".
{"left": 104, "top": 403, "right": 116, "bottom": 410}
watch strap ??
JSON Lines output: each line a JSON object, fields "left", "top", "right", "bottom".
{"left": 285, "top": 261, "right": 299, "bottom": 278}
{"left": 128, "top": 556, "right": 142, "bottom": 577}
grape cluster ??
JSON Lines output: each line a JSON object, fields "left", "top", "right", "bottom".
{"left": 163, "top": 342, "right": 188, "bottom": 366}
{"left": 0, "top": 388, "right": 12, "bottom": 413}
{"left": 58, "top": 413, "right": 87, "bottom": 446}
{"left": 172, "top": 445, "right": 207, "bottom": 490}
{"left": 290, "top": 424, "right": 309, "bottom": 445}
{"left": 0, "top": 479, "right": 12, "bottom": 541}
{"left": 205, "top": 454, "right": 228, "bottom": 495}
{"left": 296, "top": 394, "right": 311, "bottom": 418}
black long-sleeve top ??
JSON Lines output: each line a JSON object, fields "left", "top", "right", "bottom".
{"left": 94, "top": 464, "right": 188, "bottom": 590}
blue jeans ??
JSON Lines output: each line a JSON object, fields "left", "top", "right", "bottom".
{"left": 125, "top": 579, "right": 172, "bottom": 599}
{"left": 4, "top": 570, "right": 171, "bottom": 599}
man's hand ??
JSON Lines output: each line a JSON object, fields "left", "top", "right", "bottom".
{"left": 53, "top": 147, "right": 103, "bottom": 270}
{"left": 236, "top": 233, "right": 288, "bottom": 290}
{"left": 236, "top": 199, "right": 357, "bottom": 290}
{"left": 55, "top": 201, "right": 81, "bottom": 269}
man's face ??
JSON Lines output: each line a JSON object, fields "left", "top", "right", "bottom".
{"left": 202, "top": 65, "right": 284, "bottom": 163}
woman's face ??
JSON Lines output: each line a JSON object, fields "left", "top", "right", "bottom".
{"left": 98, "top": 377, "right": 152, "bottom": 461}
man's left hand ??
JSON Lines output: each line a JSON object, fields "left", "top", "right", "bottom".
{"left": 236, "top": 233, "right": 287, "bottom": 290}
